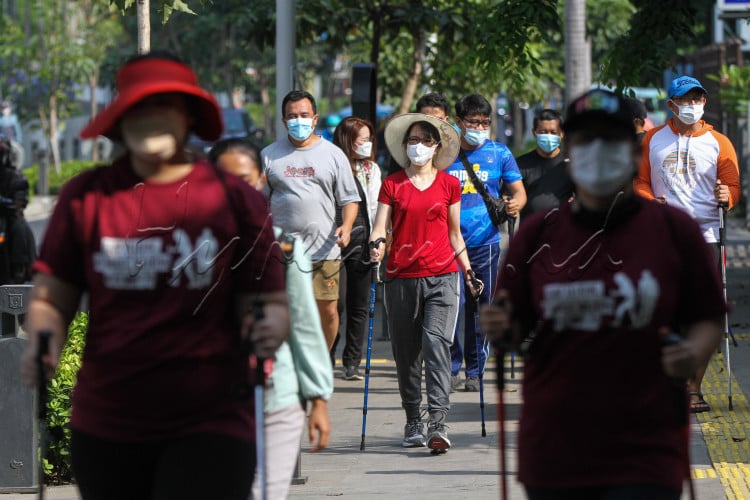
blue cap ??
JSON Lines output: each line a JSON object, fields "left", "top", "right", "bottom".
{"left": 668, "top": 76, "right": 707, "bottom": 98}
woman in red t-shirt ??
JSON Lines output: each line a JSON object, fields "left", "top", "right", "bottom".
{"left": 20, "top": 52, "right": 289, "bottom": 500}
{"left": 369, "top": 113, "right": 477, "bottom": 454}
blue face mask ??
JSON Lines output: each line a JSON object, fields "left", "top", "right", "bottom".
{"left": 464, "top": 128, "right": 489, "bottom": 147}
{"left": 287, "top": 117, "right": 314, "bottom": 141}
{"left": 536, "top": 133, "right": 561, "bottom": 154}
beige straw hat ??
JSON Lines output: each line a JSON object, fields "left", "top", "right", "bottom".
{"left": 384, "top": 113, "right": 460, "bottom": 170}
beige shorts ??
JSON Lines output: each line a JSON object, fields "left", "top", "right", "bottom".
{"left": 311, "top": 260, "right": 340, "bottom": 301}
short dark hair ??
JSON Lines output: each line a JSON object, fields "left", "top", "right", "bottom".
{"left": 208, "top": 138, "right": 261, "bottom": 174}
{"left": 282, "top": 90, "right": 317, "bottom": 117}
{"left": 416, "top": 93, "right": 450, "bottom": 116}
{"left": 625, "top": 97, "right": 648, "bottom": 123}
{"left": 533, "top": 109, "right": 563, "bottom": 130}
{"left": 455, "top": 94, "right": 491, "bottom": 119}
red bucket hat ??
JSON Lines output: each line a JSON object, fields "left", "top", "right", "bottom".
{"left": 80, "top": 57, "right": 222, "bottom": 141}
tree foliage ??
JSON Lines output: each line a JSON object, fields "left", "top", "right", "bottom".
{"left": 598, "top": 0, "right": 708, "bottom": 91}
{"left": 109, "top": 0, "right": 203, "bottom": 24}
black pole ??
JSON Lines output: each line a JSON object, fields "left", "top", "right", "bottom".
{"left": 36, "top": 330, "right": 50, "bottom": 500}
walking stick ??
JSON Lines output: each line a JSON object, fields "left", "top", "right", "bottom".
{"left": 662, "top": 331, "right": 697, "bottom": 500}
{"left": 491, "top": 295, "right": 512, "bottom": 500}
{"left": 36, "top": 331, "right": 51, "bottom": 500}
{"left": 252, "top": 302, "right": 268, "bottom": 500}
{"left": 496, "top": 345, "right": 509, "bottom": 500}
{"left": 507, "top": 217, "right": 516, "bottom": 380}
{"left": 718, "top": 203, "right": 734, "bottom": 411}
{"left": 467, "top": 270, "right": 487, "bottom": 437}
{"left": 361, "top": 238, "right": 384, "bottom": 451}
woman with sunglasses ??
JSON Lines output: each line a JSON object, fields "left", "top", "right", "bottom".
{"left": 368, "top": 113, "right": 478, "bottom": 454}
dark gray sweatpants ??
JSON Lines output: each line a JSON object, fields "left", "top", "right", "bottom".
{"left": 384, "top": 272, "right": 461, "bottom": 423}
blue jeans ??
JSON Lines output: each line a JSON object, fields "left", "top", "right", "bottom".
{"left": 450, "top": 243, "right": 499, "bottom": 378}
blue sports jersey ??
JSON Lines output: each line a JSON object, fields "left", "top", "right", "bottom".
{"left": 445, "top": 140, "right": 523, "bottom": 247}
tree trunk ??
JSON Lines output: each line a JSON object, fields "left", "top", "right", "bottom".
{"left": 48, "top": 94, "right": 60, "bottom": 174}
{"left": 397, "top": 29, "right": 426, "bottom": 115}
{"left": 137, "top": 0, "right": 150, "bottom": 54}
{"left": 564, "top": 0, "right": 590, "bottom": 104}
{"left": 369, "top": 0, "right": 381, "bottom": 66}
{"left": 89, "top": 71, "right": 99, "bottom": 162}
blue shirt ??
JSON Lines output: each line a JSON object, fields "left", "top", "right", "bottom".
{"left": 445, "top": 140, "right": 523, "bottom": 247}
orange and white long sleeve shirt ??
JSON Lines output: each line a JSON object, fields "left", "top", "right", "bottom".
{"left": 634, "top": 118, "right": 740, "bottom": 243}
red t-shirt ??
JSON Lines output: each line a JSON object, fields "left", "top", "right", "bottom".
{"left": 34, "top": 157, "right": 285, "bottom": 443}
{"left": 497, "top": 198, "right": 726, "bottom": 490}
{"left": 378, "top": 170, "right": 461, "bottom": 278}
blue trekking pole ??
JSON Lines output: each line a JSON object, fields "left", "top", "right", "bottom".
{"left": 361, "top": 239, "right": 384, "bottom": 451}
{"left": 359, "top": 262, "right": 380, "bottom": 450}
{"left": 467, "top": 270, "right": 487, "bottom": 437}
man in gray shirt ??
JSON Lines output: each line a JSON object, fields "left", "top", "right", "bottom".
{"left": 262, "top": 90, "right": 360, "bottom": 350}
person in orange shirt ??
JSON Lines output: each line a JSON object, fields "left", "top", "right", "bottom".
{"left": 634, "top": 75, "right": 739, "bottom": 413}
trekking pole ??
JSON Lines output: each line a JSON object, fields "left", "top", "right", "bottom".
{"left": 507, "top": 217, "right": 516, "bottom": 380}
{"left": 662, "top": 331, "right": 696, "bottom": 500}
{"left": 36, "top": 330, "right": 51, "bottom": 500}
{"left": 467, "top": 270, "right": 487, "bottom": 437}
{"left": 492, "top": 297, "right": 511, "bottom": 500}
{"left": 496, "top": 344, "right": 509, "bottom": 500}
{"left": 360, "top": 245, "right": 383, "bottom": 451}
{"left": 718, "top": 203, "right": 734, "bottom": 411}
{"left": 252, "top": 302, "right": 268, "bottom": 500}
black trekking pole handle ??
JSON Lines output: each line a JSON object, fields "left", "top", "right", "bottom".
{"left": 37, "top": 331, "right": 51, "bottom": 500}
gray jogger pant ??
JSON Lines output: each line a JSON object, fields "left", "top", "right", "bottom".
{"left": 384, "top": 272, "right": 460, "bottom": 422}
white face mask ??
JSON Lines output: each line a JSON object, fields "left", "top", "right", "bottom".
{"left": 676, "top": 103, "right": 704, "bottom": 125}
{"left": 406, "top": 143, "right": 436, "bottom": 166}
{"left": 568, "top": 139, "right": 634, "bottom": 196}
{"left": 354, "top": 141, "right": 372, "bottom": 158}
{"left": 121, "top": 110, "right": 185, "bottom": 162}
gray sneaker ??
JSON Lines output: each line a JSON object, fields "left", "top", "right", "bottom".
{"left": 450, "top": 375, "right": 463, "bottom": 393}
{"left": 402, "top": 419, "right": 426, "bottom": 448}
{"left": 343, "top": 366, "right": 364, "bottom": 381}
{"left": 464, "top": 376, "right": 480, "bottom": 392}
{"left": 427, "top": 421, "right": 451, "bottom": 452}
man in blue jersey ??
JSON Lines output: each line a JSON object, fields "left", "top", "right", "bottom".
{"left": 445, "top": 94, "right": 526, "bottom": 391}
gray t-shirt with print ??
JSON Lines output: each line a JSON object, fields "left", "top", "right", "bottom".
{"left": 262, "top": 137, "right": 361, "bottom": 261}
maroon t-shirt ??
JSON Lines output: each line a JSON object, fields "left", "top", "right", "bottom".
{"left": 34, "top": 157, "right": 285, "bottom": 443}
{"left": 497, "top": 198, "right": 726, "bottom": 490}
{"left": 378, "top": 170, "right": 461, "bottom": 278}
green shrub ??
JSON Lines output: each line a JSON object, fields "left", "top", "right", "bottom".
{"left": 43, "top": 312, "right": 87, "bottom": 484}
{"left": 26, "top": 160, "right": 97, "bottom": 196}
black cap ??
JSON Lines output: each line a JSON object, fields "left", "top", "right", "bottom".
{"left": 563, "top": 89, "right": 635, "bottom": 138}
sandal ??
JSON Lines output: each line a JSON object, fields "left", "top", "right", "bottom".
{"left": 689, "top": 391, "right": 711, "bottom": 413}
